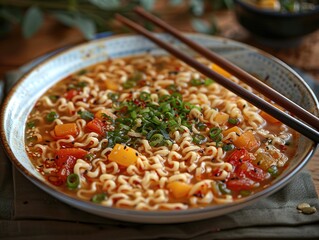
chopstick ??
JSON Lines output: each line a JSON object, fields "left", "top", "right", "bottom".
{"left": 115, "top": 14, "right": 319, "bottom": 143}
{"left": 133, "top": 7, "right": 319, "bottom": 131}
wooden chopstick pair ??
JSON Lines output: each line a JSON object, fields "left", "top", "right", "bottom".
{"left": 116, "top": 7, "right": 319, "bottom": 143}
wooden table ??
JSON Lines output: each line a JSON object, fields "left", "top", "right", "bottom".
{"left": 0, "top": 10, "right": 318, "bottom": 195}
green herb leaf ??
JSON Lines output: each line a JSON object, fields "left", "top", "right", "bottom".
{"left": 169, "top": 0, "right": 183, "bottom": 6}
{"left": 78, "top": 110, "right": 94, "bottom": 121}
{"left": 75, "top": 15, "right": 96, "bottom": 40}
{"left": 22, "top": 6, "right": 44, "bottom": 38}
{"left": 140, "top": 0, "right": 156, "bottom": 10}
{"left": 89, "top": 0, "right": 120, "bottom": 9}
{"left": 190, "top": 0, "right": 204, "bottom": 16}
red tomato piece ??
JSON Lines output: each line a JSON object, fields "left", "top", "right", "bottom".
{"left": 86, "top": 118, "right": 106, "bottom": 135}
{"left": 55, "top": 148, "right": 88, "bottom": 182}
{"left": 236, "top": 162, "right": 270, "bottom": 182}
{"left": 65, "top": 89, "right": 78, "bottom": 100}
{"left": 226, "top": 149, "right": 251, "bottom": 168}
{"left": 226, "top": 178, "right": 257, "bottom": 191}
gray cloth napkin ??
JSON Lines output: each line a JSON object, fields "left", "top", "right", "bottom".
{"left": 1, "top": 51, "right": 319, "bottom": 239}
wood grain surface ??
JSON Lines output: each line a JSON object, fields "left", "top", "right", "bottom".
{"left": 0, "top": 10, "right": 318, "bottom": 195}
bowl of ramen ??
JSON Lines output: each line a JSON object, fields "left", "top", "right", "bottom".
{"left": 234, "top": 0, "right": 319, "bottom": 39}
{"left": 1, "top": 33, "right": 318, "bottom": 223}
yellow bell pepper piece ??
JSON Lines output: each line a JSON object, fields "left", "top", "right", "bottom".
{"left": 108, "top": 144, "right": 138, "bottom": 167}
{"left": 167, "top": 181, "right": 193, "bottom": 198}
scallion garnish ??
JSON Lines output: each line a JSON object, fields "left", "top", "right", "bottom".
{"left": 239, "top": 190, "right": 251, "bottom": 197}
{"left": 46, "top": 111, "right": 58, "bottom": 122}
{"left": 192, "top": 134, "right": 207, "bottom": 144}
{"left": 91, "top": 193, "right": 106, "bottom": 203}
{"left": 66, "top": 173, "right": 79, "bottom": 189}
{"left": 222, "top": 144, "right": 234, "bottom": 151}
{"left": 78, "top": 110, "right": 94, "bottom": 121}
{"left": 149, "top": 133, "right": 164, "bottom": 147}
{"left": 27, "top": 121, "right": 36, "bottom": 129}
{"left": 217, "top": 182, "right": 231, "bottom": 194}
{"left": 209, "top": 127, "right": 222, "bottom": 142}
{"left": 228, "top": 117, "right": 239, "bottom": 125}
{"left": 268, "top": 165, "right": 278, "bottom": 176}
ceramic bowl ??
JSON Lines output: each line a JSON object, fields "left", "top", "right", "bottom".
{"left": 1, "top": 33, "right": 318, "bottom": 223}
{"left": 234, "top": 0, "right": 319, "bottom": 39}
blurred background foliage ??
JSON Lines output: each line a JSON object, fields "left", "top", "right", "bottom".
{"left": 0, "top": 0, "right": 234, "bottom": 39}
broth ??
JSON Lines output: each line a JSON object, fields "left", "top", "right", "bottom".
{"left": 25, "top": 54, "right": 298, "bottom": 210}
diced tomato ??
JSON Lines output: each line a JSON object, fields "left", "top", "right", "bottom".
{"left": 86, "top": 118, "right": 106, "bottom": 135}
{"left": 236, "top": 162, "right": 270, "bottom": 182}
{"left": 226, "top": 149, "right": 251, "bottom": 168}
{"left": 55, "top": 148, "right": 88, "bottom": 182}
{"left": 65, "top": 89, "right": 78, "bottom": 100}
{"left": 226, "top": 178, "right": 256, "bottom": 191}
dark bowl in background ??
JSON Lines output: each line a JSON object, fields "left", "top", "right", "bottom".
{"left": 234, "top": 0, "right": 319, "bottom": 40}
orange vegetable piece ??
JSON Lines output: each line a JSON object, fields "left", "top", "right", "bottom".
{"left": 54, "top": 123, "right": 78, "bottom": 138}
{"left": 223, "top": 126, "right": 242, "bottom": 137}
{"left": 108, "top": 144, "right": 138, "bottom": 167}
{"left": 105, "top": 81, "right": 119, "bottom": 91}
{"left": 211, "top": 63, "right": 232, "bottom": 78}
{"left": 233, "top": 131, "right": 260, "bottom": 151}
{"left": 215, "top": 112, "right": 229, "bottom": 125}
{"left": 167, "top": 181, "right": 193, "bottom": 198}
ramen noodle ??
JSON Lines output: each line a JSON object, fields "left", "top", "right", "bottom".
{"left": 25, "top": 54, "right": 298, "bottom": 210}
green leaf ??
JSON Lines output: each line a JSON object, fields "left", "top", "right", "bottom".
{"left": 75, "top": 16, "right": 96, "bottom": 40}
{"left": 169, "top": 0, "right": 183, "bottom": 6}
{"left": 191, "top": 18, "right": 209, "bottom": 33}
{"left": 53, "top": 12, "right": 76, "bottom": 27}
{"left": 22, "top": 6, "right": 43, "bottom": 38}
{"left": 89, "top": 0, "right": 120, "bottom": 9}
{"left": 140, "top": 0, "right": 155, "bottom": 10}
{"left": 191, "top": 18, "right": 218, "bottom": 35}
{"left": 190, "top": 0, "right": 204, "bottom": 16}
{"left": 53, "top": 12, "right": 96, "bottom": 40}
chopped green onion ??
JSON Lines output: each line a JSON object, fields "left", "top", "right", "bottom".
{"left": 92, "top": 193, "right": 106, "bottom": 203}
{"left": 196, "top": 122, "right": 207, "bottom": 131}
{"left": 192, "top": 134, "right": 207, "bottom": 144}
{"left": 239, "top": 190, "right": 251, "bottom": 197}
{"left": 66, "top": 173, "right": 79, "bottom": 189}
{"left": 204, "top": 78, "right": 214, "bottom": 86}
{"left": 209, "top": 127, "right": 222, "bottom": 140}
{"left": 46, "top": 111, "right": 58, "bottom": 122}
{"left": 217, "top": 182, "right": 231, "bottom": 194}
{"left": 123, "top": 80, "right": 136, "bottom": 89}
{"left": 190, "top": 78, "right": 203, "bottom": 86}
{"left": 166, "top": 84, "right": 178, "bottom": 92}
{"left": 228, "top": 117, "right": 239, "bottom": 125}
{"left": 77, "top": 69, "right": 88, "bottom": 75}
{"left": 78, "top": 110, "right": 94, "bottom": 121}
{"left": 107, "top": 92, "right": 119, "bottom": 102}
{"left": 222, "top": 144, "right": 234, "bottom": 152}
{"left": 139, "top": 92, "right": 151, "bottom": 101}
{"left": 49, "top": 95, "right": 59, "bottom": 102}
{"left": 149, "top": 133, "right": 164, "bottom": 147}
{"left": 84, "top": 153, "right": 95, "bottom": 161}
{"left": 268, "top": 165, "right": 278, "bottom": 176}
{"left": 27, "top": 121, "right": 36, "bottom": 129}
